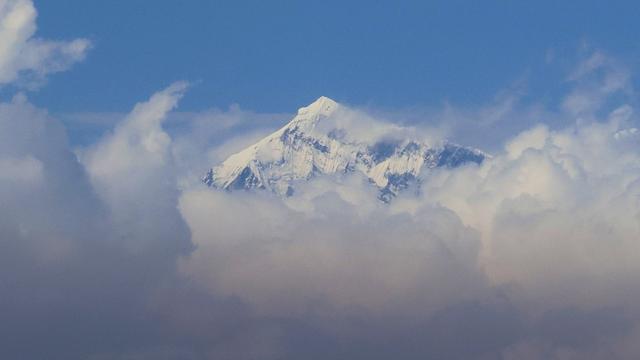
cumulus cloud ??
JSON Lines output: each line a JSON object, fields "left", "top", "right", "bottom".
{"left": 171, "top": 104, "right": 640, "bottom": 359}
{"left": 415, "top": 113, "right": 640, "bottom": 312}
{"left": 179, "top": 189, "right": 487, "bottom": 317}
{"left": 81, "top": 81, "right": 194, "bottom": 259}
{"left": 0, "top": 0, "right": 90, "bottom": 87}
{"left": 2, "top": 28, "right": 640, "bottom": 359}
{"left": 171, "top": 50, "right": 640, "bottom": 359}
{"left": 0, "top": 154, "right": 42, "bottom": 182}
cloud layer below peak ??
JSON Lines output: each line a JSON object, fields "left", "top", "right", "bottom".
{"left": 1, "top": 2, "right": 640, "bottom": 357}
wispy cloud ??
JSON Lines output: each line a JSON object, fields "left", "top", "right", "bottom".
{"left": 0, "top": 0, "right": 91, "bottom": 88}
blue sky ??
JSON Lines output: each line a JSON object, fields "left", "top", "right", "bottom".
{"left": 25, "top": 0, "right": 640, "bottom": 114}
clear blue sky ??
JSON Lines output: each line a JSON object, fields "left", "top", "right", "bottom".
{"left": 28, "top": 0, "right": 640, "bottom": 113}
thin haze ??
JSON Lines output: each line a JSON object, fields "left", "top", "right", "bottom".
{"left": 1, "top": 1, "right": 640, "bottom": 359}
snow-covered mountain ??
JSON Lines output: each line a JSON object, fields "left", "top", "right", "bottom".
{"left": 203, "top": 96, "right": 487, "bottom": 201}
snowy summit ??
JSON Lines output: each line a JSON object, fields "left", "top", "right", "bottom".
{"left": 203, "top": 96, "right": 486, "bottom": 201}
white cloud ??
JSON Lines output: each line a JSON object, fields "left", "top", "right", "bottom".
{"left": 168, "top": 50, "right": 640, "bottom": 358}
{"left": 176, "top": 101, "right": 640, "bottom": 319}
{"left": 81, "top": 82, "right": 192, "bottom": 254}
{"left": 504, "top": 125, "right": 550, "bottom": 159}
{"left": 179, "top": 188, "right": 487, "bottom": 317}
{"left": 0, "top": 0, "right": 91, "bottom": 87}
{"left": 83, "top": 81, "right": 188, "bottom": 181}
{"left": 562, "top": 51, "right": 632, "bottom": 116}
{"left": 3, "top": 41, "right": 640, "bottom": 358}
{"left": 0, "top": 155, "right": 42, "bottom": 183}
{"left": 408, "top": 106, "right": 640, "bottom": 314}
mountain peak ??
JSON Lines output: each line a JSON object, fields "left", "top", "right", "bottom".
{"left": 297, "top": 96, "right": 338, "bottom": 117}
{"left": 204, "top": 98, "right": 486, "bottom": 201}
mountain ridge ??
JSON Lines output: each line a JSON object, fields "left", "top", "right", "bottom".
{"left": 203, "top": 97, "right": 487, "bottom": 201}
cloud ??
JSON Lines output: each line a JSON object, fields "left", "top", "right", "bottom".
{"left": 83, "top": 81, "right": 188, "bottom": 180}
{"left": 179, "top": 188, "right": 488, "bottom": 317}
{"left": 81, "top": 81, "right": 193, "bottom": 256}
{"left": 562, "top": 50, "right": 632, "bottom": 117}
{"left": 0, "top": 154, "right": 42, "bottom": 182}
{"left": 173, "top": 112, "right": 640, "bottom": 359}
{"left": 172, "top": 50, "right": 640, "bottom": 359}
{"left": 0, "top": 85, "right": 204, "bottom": 359}
{"left": 414, "top": 114, "right": 640, "bottom": 312}
{"left": 0, "top": 0, "right": 91, "bottom": 88}
{"left": 2, "top": 29, "right": 640, "bottom": 359}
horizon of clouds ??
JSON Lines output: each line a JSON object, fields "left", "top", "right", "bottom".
{"left": 2, "top": 1, "right": 640, "bottom": 359}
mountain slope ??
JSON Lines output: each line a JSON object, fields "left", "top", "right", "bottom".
{"left": 203, "top": 96, "right": 486, "bottom": 200}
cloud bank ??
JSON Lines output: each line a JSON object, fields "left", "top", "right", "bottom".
{"left": 2, "top": 2, "right": 640, "bottom": 358}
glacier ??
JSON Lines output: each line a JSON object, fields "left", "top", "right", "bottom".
{"left": 203, "top": 96, "right": 487, "bottom": 201}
